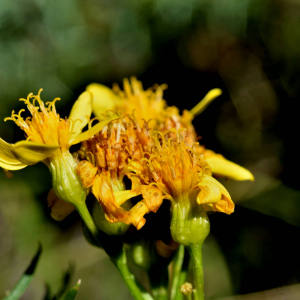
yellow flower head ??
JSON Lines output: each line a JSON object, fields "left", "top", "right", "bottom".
{"left": 76, "top": 115, "right": 159, "bottom": 230}
{"left": 77, "top": 115, "right": 154, "bottom": 181}
{"left": 76, "top": 127, "right": 235, "bottom": 234}
{"left": 88, "top": 77, "right": 166, "bottom": 128}
{"left": 122, "top": 130, "right": 235, "bottom": 244}
{"left": 87, "top": 77, "right": 222, "bottom": 149}
{"left": 0, "top": 89, "right": 118, "bottom": 209}
{"left": 0, "top": 89, "right": 118, "bottom": 169}
{"left": 127, "top": 130, "right": 234, "bottom": 215}
{"left": 5, "top": 89, "right": 71, "bottom": 153}
{"left": 86, "top": 78, "right": 255, "bottom": 182}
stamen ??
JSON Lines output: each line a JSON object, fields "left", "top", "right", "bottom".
{"left": 68, "top": 118, "right": 83, "bottom": 138}
{"left": 37, "top": 88, "right": 43, "bottom": 98}
{"left": 18, "top": 109, "right": 25, "bottom": 119}
{"left": 4, "top": 110, "right": 16, "bottom": 122}
{"left": 46, "top": 98, "right": 61, "bottom": 113}
{"left": 128, "top": 111, "right": 140, "bottom": 131}
{"left": 19, "top": 92, "right": 33, "bottom": 105}
{"left": 88, "top": 117, "right": 99, "bottom": 129}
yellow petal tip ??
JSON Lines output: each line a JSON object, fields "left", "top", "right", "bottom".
{"left": 190, "top": 88, "right": 222, "bottom": 116}
{"left": 206, "top": 156, "right": 254, "bottom": 182}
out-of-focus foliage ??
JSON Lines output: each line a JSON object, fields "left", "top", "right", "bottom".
{"left": 3, "top": 245, "right": 41, "bottom": 300}
{"left": 1, "top": 0, "right": 300, "bottom": 299}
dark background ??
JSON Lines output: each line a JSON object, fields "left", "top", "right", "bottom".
{"left": 1, "top": 0, "right": 299, "bottom": 299}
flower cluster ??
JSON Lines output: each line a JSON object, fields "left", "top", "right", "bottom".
{"left": 0, "top": 77, "right": 253, "bottom": 239}
{"left": 0, "top": 78, "right": 255, "bottom": 300}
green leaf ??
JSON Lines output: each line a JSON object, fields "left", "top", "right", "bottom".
{"left": 3, "top": 244, "right": 42, "bottom": 300}
{"left": 53, "top": 263, "right": 75, "bottom": 300}
{"left": 42, "top": 284, "right": 52, "bottom": 300}
{"left": 61, "top": 280, "right": 81, "bottom": 300}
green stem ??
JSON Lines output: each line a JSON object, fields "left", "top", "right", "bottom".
{"left": 111, "top": 249, "right": 152, "bottom": 300}
{"left": 186, "top": 294, "right": 193, "bottom": 300}
{"left": 148, "top": 265, "right": 168, "bottom": 300}
{"left": 3, "top": 245, "right": 42, "bottom": 300}
{"left": 75, "top": 202, "right": 152, "bottom": 300}
{"left": 187, "top": 243, "right": 204, "bottom": 300}
{"left": 171, "top": 245, "right": 184, "bottom": 300}
{"left": 173, "top": 246, "right": 190, "bottom": 300}
{"left": 75, "top": 202, "right": 101, "bottom": 245}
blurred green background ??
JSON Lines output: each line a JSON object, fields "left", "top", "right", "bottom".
{"left": 1, "top": 0, "right": 300, "bottom": 299}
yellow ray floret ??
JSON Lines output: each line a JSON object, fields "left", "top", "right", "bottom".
{"left": 203, "top": 150, "right": 254, "bottom": 181}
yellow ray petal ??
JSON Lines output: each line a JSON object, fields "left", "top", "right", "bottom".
{"left": 68, "top": 91, "right": 92, "bottom": 140}
{"left": 197, "top": 175, "right": 225, "bottom": 204}
{"left": 205, "top": 156, "right": 254, "bottom": 181}
{"left": 0, "top": 160, "right": 27, "bottom": 170}
{"left": 92, "top": 173, "right": 130, "bottom": 224}
{"left": 86, "top": 83, "right": 120, "bottom": 118}
{"left": 0, "top": 138, "right": 22, "bottom": 164}
{"left": 69, "top": 113, "right": 119, "bottom": 145}
{"left": 197, "top": 175, "right": 234, "bottom": 214}
{"left": 114, "top": 190, "right": 141, "bottom": 206}
{"left": 0, "top": 138, "right": 28, "bottom": 170}
{"left": 11, "top": 141, "right": 60, "bottom": 165}
{"left": 190, "top": 88, "right": 222, "bottom": 116}
{"left": 47, "top": 188, "right": 76, "bottom": 221}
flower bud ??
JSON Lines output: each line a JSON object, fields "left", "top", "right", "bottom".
{"left": 47, "top": 188, "right": 75, "bottom": 221}
{"left": 129, "top": 239, "right": 152, "bottom": 272}
{"left": 49, "top": 151, "right": 88, "bottom": 206}
{"left": 170, "top": 196, "right": 210, "bottom": 246}
{"left": 91, "top": 199, "right": 130, "bottom": 236}
{"left": 180, "top": 282, "right": 193, "bottom": 296}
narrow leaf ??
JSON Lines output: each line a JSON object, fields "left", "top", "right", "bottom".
{"left": 61, "top": 280, "right": 81, "bottom": 300}
{"left": 53, "top": 263, "right": 75, "bottom": 299}
{"left": 3, "top": 244, "right": 42, "bottom": 300}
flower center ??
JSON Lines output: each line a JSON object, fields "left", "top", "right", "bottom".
{"left": 5, "top": 89, "right": 71, "bottom": 153}
{"left": 146, "top": 131, "right": 208, "bottom": 200}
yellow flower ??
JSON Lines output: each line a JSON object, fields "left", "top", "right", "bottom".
{"left": 0, "top": 89, "right": 119, "bottom": 207}
{"left": 119, "top": 131, "right": 234, "bottom": 244}
{"left": 127, "top": 131, "right": 233, "bottom": 211}
{"left": 87, "top": 77, "right": 167, "bottom": 128}
{"left": 76, "top": 115, "right": 159, "bottom": 230}
{"left": 86, "top": 77, "right": 253, "bottom": 182}
{"left": 76, "top": 129, "right": 235, "bottom": 237}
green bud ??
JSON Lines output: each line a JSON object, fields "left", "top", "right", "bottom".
{"left": 92, "top": 200, "right": 131, "bottom": 236}
{"left": 129, "top": 239, "right": 153, "bottom": 271}
{"left": 170, "top": 195, "right": 210, "bottom": 246}
{"left": 49, "top": 152, "right": 87, "bottom": 206}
